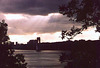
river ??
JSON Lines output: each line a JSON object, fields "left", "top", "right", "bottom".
{"left": 15, "top": 50, "right": 68, "bottom": 68}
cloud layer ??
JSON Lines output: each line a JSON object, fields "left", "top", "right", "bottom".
{"left": 0, "top": 0, "right": 69, "bottom": 15}
{"left": 0, "top": 0, "right": 99, "bottom": 43}
{"left": 5, "top": 13, "right": 81, "bottom": 35}
{"left": 0, "top": 0, "right": 99, "bottom": 15}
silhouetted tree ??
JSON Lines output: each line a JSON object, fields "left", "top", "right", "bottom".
{"left": 59, "top": 0, "right": 98, "bottom": 68}
{"left": 59, "top": 0, "right": 100, "bottom": 40}
{"left": 0, "top": 20, "right": 27, "bottom": 68}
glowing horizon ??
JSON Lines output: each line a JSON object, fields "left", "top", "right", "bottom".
{"left": 9, "top": 29, "right": 100, "bottom": 44}
{"left": 1, "top": 13, "right": 100, "bottom": 44}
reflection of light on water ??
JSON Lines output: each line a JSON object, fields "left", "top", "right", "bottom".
{"left": 41, "top": 50, "right": 63, "bottom": 52}
{"left": 15, "top": 50, "right": 67, "bottom": 68}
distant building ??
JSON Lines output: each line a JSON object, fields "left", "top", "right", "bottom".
{"left": 26, "top": 37, "right": 41, "bottom": 50}
{"left": 27, "top": 37, "right": 41, "bottom": 44}
{"left": 12, "top": 37, "right": 100, "bottom": 51}
{"left": 27, "top": 40, "right": 38, "bottom": 44}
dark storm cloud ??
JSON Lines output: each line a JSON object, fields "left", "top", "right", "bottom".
{"left": 0, "top": 0, "right": 100, "bottom": 15}
{"left": 0, "top": 0, "right": 69, "bottom": 15}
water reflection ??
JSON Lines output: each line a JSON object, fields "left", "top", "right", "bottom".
{"left": 15, "top": 50, "right": 67, "bottom": 68}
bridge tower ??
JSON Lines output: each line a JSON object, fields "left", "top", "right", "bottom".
{"left": 37, "top": 37, "right": 41, "bottom": 43}
{"left": 36, "top": 37, "right": 41, "bottom": 51}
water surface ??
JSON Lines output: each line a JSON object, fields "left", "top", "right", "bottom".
{"left": 15, "top": 50, "right": 67, "bottom": 68}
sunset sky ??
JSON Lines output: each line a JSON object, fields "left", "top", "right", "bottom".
{"left": 0, "top": 0, "right": 100, "bottom": 43}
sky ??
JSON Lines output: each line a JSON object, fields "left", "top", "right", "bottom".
{"left": 0, "top": 0, "right": 100, "bottom": 43}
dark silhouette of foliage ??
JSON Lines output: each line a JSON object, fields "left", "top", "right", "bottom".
{"left": 59, "top": 1, "right": 98, "bottom": 67}
{"left": 0, "top": 20, "right": 9, "bottom": 44}
{"left": 59, "top": 41, "right": 96, "bottom": 68}
{"left": 0, "top": 20, "right": 27, "bottom": 68}
{"left": 59, "top": 0, "right": 100, "bottom": 40}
